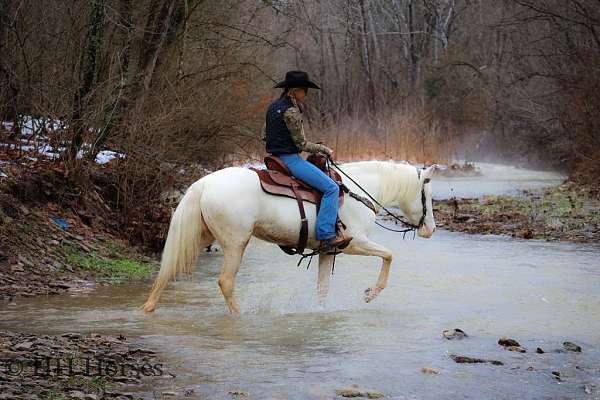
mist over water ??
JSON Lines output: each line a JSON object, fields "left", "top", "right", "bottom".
{"left": 434, "top": 162, "right": 566, "bottom": 199}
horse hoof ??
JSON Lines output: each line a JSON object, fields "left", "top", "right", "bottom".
{"left": 142, "top": 301, "right": 156, "bottom": 313}
{"left": 364, "top": 287, "right": 381, "bottom": 303}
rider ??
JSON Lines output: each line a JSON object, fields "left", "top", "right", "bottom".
{"left": 262, "top": 70, "right": 351, "bottom": 250}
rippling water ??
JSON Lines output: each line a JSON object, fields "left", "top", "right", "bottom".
{"left": 1, "top": 164, "right": 597, "bottom": 399}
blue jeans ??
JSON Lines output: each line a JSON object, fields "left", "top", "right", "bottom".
{"left": 278, "top": 153, "right": 339, "bottom": 241}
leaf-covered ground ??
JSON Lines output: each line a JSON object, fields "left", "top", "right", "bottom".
{"left": 433, "top": 182, "right": 600, "bottom": 243}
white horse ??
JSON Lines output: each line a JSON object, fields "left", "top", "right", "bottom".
{"left": 143, "top": 161, "right": 437, "bottom": 315}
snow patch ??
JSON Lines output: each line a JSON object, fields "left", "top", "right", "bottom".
{"left": 1, "top": 116, "right": 126, "bottom": 164}
{"left": 95, "top": 150, "right": 125, "bottom": 164}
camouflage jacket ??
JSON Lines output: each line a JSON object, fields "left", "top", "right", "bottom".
{"left": 261, "top": 98, "right": 332, "bottom": 156}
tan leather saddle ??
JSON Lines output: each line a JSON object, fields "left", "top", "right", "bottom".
{"left": 250, "top": 154, "right": 345, "bottom": 255}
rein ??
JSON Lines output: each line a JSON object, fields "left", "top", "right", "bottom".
{"left": 296, "top": 157, "right": 430, "bottom": 273}
{"left": 327, "top": 158, "right": 429, "bottom": 235}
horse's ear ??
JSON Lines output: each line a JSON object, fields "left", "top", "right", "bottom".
{"left": 421, "top": 164, "right": 440, "bottom": 181}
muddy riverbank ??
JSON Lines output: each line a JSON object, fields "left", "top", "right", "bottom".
{"left": 433, "top": 182, "right": 600, "bottom": 243}
{"left": 0, "top": 192, "right": 157, "bottom": 300}
{"left": 0, "top": 330, "right": 175, "bottom": 399}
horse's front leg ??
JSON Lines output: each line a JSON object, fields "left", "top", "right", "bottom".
{"left": 342, "top": 236, "right": 393, "bottom": 303}
{"left": 317, "top": 253, "right": 334, "bottom": 305}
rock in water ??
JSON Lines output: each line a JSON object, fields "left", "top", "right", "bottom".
{"left": 536, "top": 347, "right": 544, "bottom": 354}
{"left": 443, "top": 328, "right": 468, "bottom": 340}
{"left": 450, "top": 354, "right": 504, "bottom": 366}
{"left": 335, "top": 388, "right": 362, "bottom": 398}
{"left": 421, "top": 367, "right": 440, "bottom": 374}
{"left": 335, "top": 386, "right": 385, "bottom": 398}
{"left": 563, "top": 341, "right": 582, "bottom": 352}
{"left": 228, "top": 390, "right": 248, "bottom": 397}
{"left": 505, "top": 345, "right": 527, "bottom": 353}
{"left": 498, "top": 337, "right": 521, "bottom": 347}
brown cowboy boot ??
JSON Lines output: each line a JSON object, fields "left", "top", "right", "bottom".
{"left": 335, "top": 218, "right": 353, "bottom": 248}
{"left": 320, "top": 224, "right": 352, "bottom": 251}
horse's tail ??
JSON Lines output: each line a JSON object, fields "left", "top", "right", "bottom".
{"left": 143, "top": 179, "right": 212, "bottom": 313}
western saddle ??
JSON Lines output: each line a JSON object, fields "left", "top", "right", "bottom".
{"left": 250, "top": 153, "right": 346, "bottom": 255}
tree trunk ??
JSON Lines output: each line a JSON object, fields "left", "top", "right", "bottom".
{"left": 69, "top": 0, "right": 106, "bottom": 160}
{"left": 87, "top": 0, "right": 133, "bottom": 160}
{"left": 129, "top": 0, "right": 178, "bottom": 113}
{"left": 358, "top": 0, "right": 376, "bottom": 113}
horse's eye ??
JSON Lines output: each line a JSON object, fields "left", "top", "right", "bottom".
{"left": 424, "top": 178, "right": 430, "bottom": 184}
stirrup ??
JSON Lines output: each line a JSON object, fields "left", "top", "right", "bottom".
{"left": 319, "top": 236, "right": 352, "bottom": 252}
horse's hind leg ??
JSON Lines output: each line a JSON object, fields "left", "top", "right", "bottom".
{"left": 317, "top": 253, "right": 334, "bottom": 304}
{"left": 218, "top": 241, "right": 249, "bottom": 316}
{"left": 342, "top": 236, "right": 393, "bottom": 303}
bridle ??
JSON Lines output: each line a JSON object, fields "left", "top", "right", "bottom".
{"left": 328, "top": 159, "right": 431, "bottom": 235}
{"left": 414, "top": 168, "right": 431, "bottom": 229}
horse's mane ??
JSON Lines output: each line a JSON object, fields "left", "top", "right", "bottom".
{"left": 341, "top": 161, "right": 421, "bottom": 206}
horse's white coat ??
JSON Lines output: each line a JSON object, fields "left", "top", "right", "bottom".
{"left": 143, "top": 161, "right": 437, "bottom": 315}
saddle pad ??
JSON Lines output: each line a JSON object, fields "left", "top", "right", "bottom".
{"left": 251, "top": 168, "right": 344, "bottom": 206}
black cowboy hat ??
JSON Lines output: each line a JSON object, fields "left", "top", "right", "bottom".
{"left": 274, "top": 70, "right": 321, "bottom": 90}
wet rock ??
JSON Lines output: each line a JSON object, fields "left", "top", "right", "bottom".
{"left": 584, "top": 384, "right": 595, "bottom": 394}
{"left": 552, "top": 371, "right": 561, "bottom": 380}
{"left": 498, "top": 337, "right": 521, "bottom": 347}
{"left": 450, "top": 354, "right": 503, "bottom": 366}
{"left": 421, "top": 367, "right": 439, "bottom": 374}
{"left": 335, "top": 386, "right": 384, "bottom": 398}
{"left": 442, "top": 328, "right": 468, "bottom": 340}
{"left": 336, "top": 388, "right": 362, "bottom": 397}
{"left": 536, "top": 347, "right": 544, "bottom": 354}
{"left": 563, "top": 341, "right": 582, "bottom": 352}
{"left": 228, "top": 390, "right": 248, "bottom": 397}
{"left": 526, "top": 366, "right": 535, "bottom": 371}
{"left": 505, "top": 345, "right": 526, "bottom": 353}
